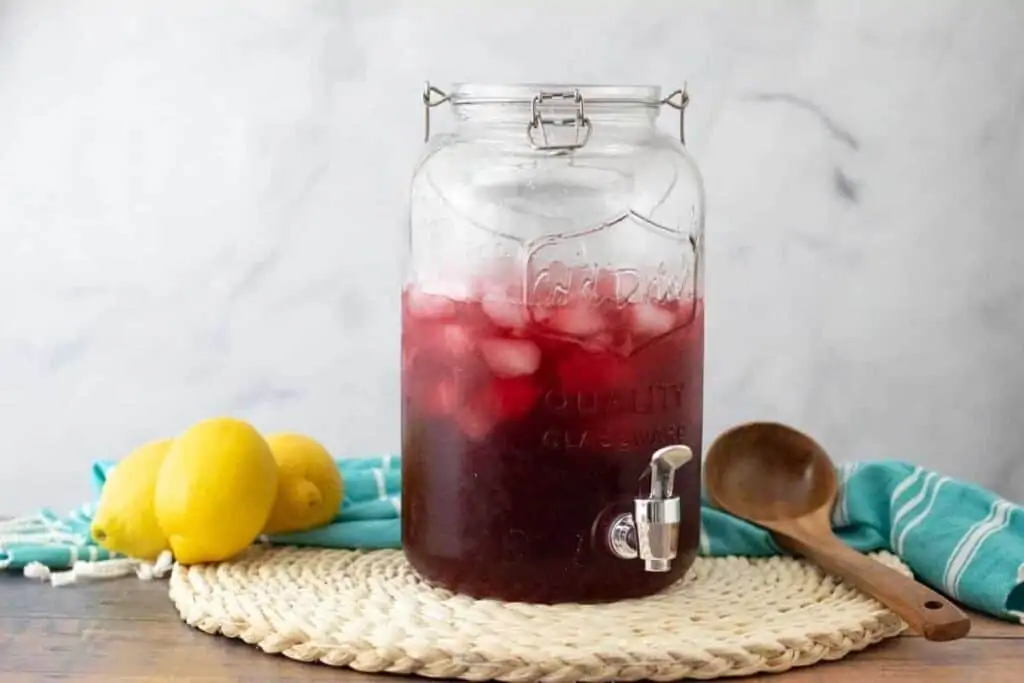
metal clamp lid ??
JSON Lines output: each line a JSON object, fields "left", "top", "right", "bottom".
{"left": 422, "top": 82, "right": 690, "bottom": 150}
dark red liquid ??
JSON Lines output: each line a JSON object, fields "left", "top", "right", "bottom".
{"left": 401, "top": 286, "right": 703, "bottom": 603}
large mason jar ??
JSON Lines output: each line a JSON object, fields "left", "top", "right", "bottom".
{"left": 401, "top": 83, "right": 705, "bottom": 603}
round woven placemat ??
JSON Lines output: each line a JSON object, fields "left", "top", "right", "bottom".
{"left": 169, "top": 546, "right": 910, "bottom": 681}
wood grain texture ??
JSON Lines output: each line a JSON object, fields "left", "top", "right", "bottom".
{"left": 0, "top": 573, "right": 1020, "bottom": 682}
{"left": 703, "top": 422, "right": 973, "bottom": 642}
{"left": 779, "top": 531, "right": 971, "bottom": 641}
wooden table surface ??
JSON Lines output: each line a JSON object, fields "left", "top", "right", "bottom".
{"left": 0, "top": 572, "right": 1020, "bottom": 682}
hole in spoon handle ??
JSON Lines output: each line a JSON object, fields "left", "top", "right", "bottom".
{"left": 917, "top": 596, "right": 972, "bottom": 641}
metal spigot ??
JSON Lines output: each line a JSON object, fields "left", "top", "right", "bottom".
{"left": 607, "top": 445, "right": 693, "bottom": 572}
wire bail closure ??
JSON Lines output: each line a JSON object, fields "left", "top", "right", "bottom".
{"left": 526, "top": 90, "right": 592, "bottom": 153}
{"left": 422, "top": 82, "right": 690, "bottom": 150}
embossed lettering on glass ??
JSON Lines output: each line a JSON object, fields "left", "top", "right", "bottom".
{"left": 402, "top": 82, "right": 706, "bottom": 603}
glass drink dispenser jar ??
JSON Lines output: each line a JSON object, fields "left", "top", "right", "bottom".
{"left": 402, "top": 82, "right": 705, "bottom": 603}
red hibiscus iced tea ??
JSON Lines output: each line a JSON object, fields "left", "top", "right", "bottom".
{"left": 401, "top": 270, "right": 703, "bottom": 603}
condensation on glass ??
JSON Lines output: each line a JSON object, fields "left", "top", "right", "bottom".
{"left": 401, "top": 82, "right": 706, "bottom": 603}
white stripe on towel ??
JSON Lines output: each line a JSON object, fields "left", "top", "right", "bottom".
{"left": 833, "top": 463, "right": 860, "bottom": 527}
{"left": 891, "top": 470, "right": 935, "bottom": 548}
{"left": 372, "top": 468, "right": 387, "bottom": 500}
{"left": 944, "top": 500, "right": 1015, "bottom": 599}
{"left": 890, "top": 466, "right": 925, "bottom": 508}
{"left": 895, "top": 476, "right": 949, "bottom": 556}
{"left": 943, "top": 499, "right": 1003, "bottom": 595}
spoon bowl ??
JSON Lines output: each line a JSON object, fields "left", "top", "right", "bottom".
{"left": 705, "top": 421, "right": 971, "bottom": 642}
{"left": 705, "top": 422, "right": 837, "bottom": 524}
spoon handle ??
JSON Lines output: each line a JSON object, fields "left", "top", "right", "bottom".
{"left": 781, "top": 532, "right": 971, "bottom": 642}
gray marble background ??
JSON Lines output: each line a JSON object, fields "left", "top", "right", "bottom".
{"left": 1, "top": 0, "right": 1022, "bottom": 512}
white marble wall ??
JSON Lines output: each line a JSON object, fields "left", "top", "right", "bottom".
{"left": 1, "top": 0, "right": 1022, "bottom": 513}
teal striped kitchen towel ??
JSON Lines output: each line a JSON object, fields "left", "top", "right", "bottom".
{"left": 701, "top": 461, "right": 1023, "bottom": 622}
{"left": 2, "top": 457, "right": 1021, "bottom": 623}
{"left": 0, "top": 455, "right": 401, "bottom": 573}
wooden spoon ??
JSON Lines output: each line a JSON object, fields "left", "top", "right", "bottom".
{"left": 704, "top": 421, "right": 971, "bottom": 642}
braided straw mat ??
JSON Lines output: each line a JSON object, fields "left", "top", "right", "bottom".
{"left": 169, "top": 546, "right": 911, "bottom": 681}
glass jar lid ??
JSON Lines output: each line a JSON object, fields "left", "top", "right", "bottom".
{"left": 423, "top": 81, "right": 690, "bottom": 152}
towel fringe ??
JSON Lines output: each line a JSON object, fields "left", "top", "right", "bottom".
{"left": 21, "top": 551, "right": 175, "bottom": 587}
{"left": 22, "top": 561, "right": 52, "bottom": 581}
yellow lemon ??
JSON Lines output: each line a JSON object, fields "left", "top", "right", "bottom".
{"left": 154, "top": 417, "right": 278, "bottom": 565}
{"left": 262, "top": 433, "right": 344, "bottom": 535}
{"left": 91, "top": 438, "right": 174, "bottom": 561}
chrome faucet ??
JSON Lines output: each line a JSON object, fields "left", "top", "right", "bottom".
{"left": 607, "top": 444, "right": 693, "bottom": 572}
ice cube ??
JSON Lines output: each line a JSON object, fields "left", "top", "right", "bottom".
{"left": 456, "top": 375, "right": 541, "bottom": 440}
{"left": 456, "top": 405, "right": 498, "bottom": 441}
{"left": 594, "top": 268, "right": 620, "bottom": 303}
{"left": 628, "top": 303, "right": 678, "bottom": 339}
{"left": 436, "top": 325, "right": 475, "bottom": 358}
{"left": 481, "top": 298, "right": 529, "bottom": 331}
{"left": 547, "top": 305, "right": 607, "bottom": 337}
{"left": 405, "top": 290, "right": 456, "bottom": 319}
{"left": 409, "top": 323, "right": 476, "bottom": 369}
{"left": 582, "top": 332, "right": 614, "bottom": 353}
{"left": 479, "top": 338, "right": 542, "bottom": 377}
{"left": 529, "top": 305, "right": 555, "bottom": 326}
{"left": 422, "top": 378, "right": 460, "bottom": 417}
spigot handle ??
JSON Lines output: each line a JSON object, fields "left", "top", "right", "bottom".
{"left": 608, "top": 444, "right": 694, "bottom": 571}
{"left": 647, "top": 445, "right": 694, "bottom": 500}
